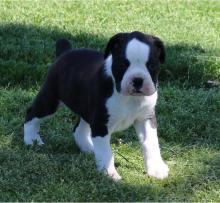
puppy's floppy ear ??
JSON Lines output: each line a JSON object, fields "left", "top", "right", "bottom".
{"left": 152, "top": 36, "right": 166, "bottom": 64}
{"left": 104, "top": 33, "right": 125, "bottom": 59}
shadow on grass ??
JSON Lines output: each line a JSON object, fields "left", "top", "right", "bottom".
{"left": 0, "top": 23, "right": 219, "bottom": 87}
{"left": 162, "top": 43, "right": 219, "bottom": 86}
{"left": 0, "top": 23, "right": 107, "bottom": 87}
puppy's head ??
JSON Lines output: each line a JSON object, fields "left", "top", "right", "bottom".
{"left": 104, "top": 31, "right": 165, "bottom": 96}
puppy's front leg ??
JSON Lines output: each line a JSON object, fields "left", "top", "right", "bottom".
{"left": 134, "top": 116, "right": 169, "bottom": 179}
{"left": 92, "top": 135, "right": 121, "bottom": 181}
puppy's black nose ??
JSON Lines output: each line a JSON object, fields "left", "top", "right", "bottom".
{"left": 133, "top": 77, "right": 143, "bottom": 90}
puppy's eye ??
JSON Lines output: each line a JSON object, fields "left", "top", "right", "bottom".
{"left": 118, "top": 59, "right": 130, "bottom": 69}
{"left": 146, "top": 59, "right": 157, "bottom": 70}
{"left": 114, "top": 58, "right": 130, "bottom": 69}
{"left": 123, "top": 59, "right": 130, "bottom": 68}
{"left": 146, "top": 61, "right": 152, "bottom": 69}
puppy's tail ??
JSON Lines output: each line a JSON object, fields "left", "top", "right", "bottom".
{"left": 56, "top": 39, "right": 71, "bottom": 58}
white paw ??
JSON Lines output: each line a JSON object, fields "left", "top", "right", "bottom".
{"left": 147, "top": 159, "right": 169, "bottom": 179}
{"left": 24, "top": 133, "right": 44, "bottom": 145}
{"left": 107, "top": 170, "right": 122, "bottom": 182}
{"left": 99, "top": 167, "right": 122, "bottom": 182}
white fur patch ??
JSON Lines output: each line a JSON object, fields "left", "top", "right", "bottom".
{"left": 134, "top": 119, "right": 169, "bottom": 179}
{"left": 106, "top": 90, "right": 158, "bottom": 134}
{"left": 24, "top": 118, "right": 44, "bottom": 145}
{"left": 126, "top": 38, "right": 150, "bottom": 64}
{"left": 73, "top": 119, "right": 94, "bottom": 153}
{"left": 92, "top": 135, "right": 121, "bottom": 181}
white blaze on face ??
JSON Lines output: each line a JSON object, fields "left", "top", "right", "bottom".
{"left": 121, "top": 38, "right": 155, "bottom": 96}
{"left": 126, "top": 38, "right": 150, "bottom": 64}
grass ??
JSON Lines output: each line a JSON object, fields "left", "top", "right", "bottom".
{"left": 0, "top": 0, "right": 220, "bottom": 201}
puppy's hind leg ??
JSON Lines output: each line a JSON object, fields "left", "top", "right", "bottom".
{"left": 24, "top": 116, "right": 43, "bottom": 145}
{"left": 73, "top": 118, "right": 94, "bottom": 153}
{"left": 24, "top": 81, "right": 59, "bottom": 145}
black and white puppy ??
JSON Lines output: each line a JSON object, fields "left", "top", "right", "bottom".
{"left": 24, "top": 31, "right": 169, "bottom": 181}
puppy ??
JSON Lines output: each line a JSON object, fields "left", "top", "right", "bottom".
{"left": 24, "top": 31, "right": 169, "bottom": 181}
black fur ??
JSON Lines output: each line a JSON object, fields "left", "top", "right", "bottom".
{"left": 26, "top": 42, "right": 113, "bottom": 137}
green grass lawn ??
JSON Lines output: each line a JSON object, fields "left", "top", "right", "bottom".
{"left": 0, "top": 0, "right": 220, "bottom": 201}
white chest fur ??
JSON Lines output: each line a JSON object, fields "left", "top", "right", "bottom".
{"left": 106, "top": 90, "right": 158, "bottom": 134}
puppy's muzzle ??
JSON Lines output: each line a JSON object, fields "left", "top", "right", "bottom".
{"left": 133, "top": 77, "right": 156, "bottom": 96}
{"left": 121, "top": 76, "right": 156, "bottom": 96}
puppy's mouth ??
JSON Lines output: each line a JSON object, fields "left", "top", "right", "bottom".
{"left": 121, "top": 88, "right": 156, "bottom": 96}
{"left": 130, "top": 90, "right": 145, "bottom": 96}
